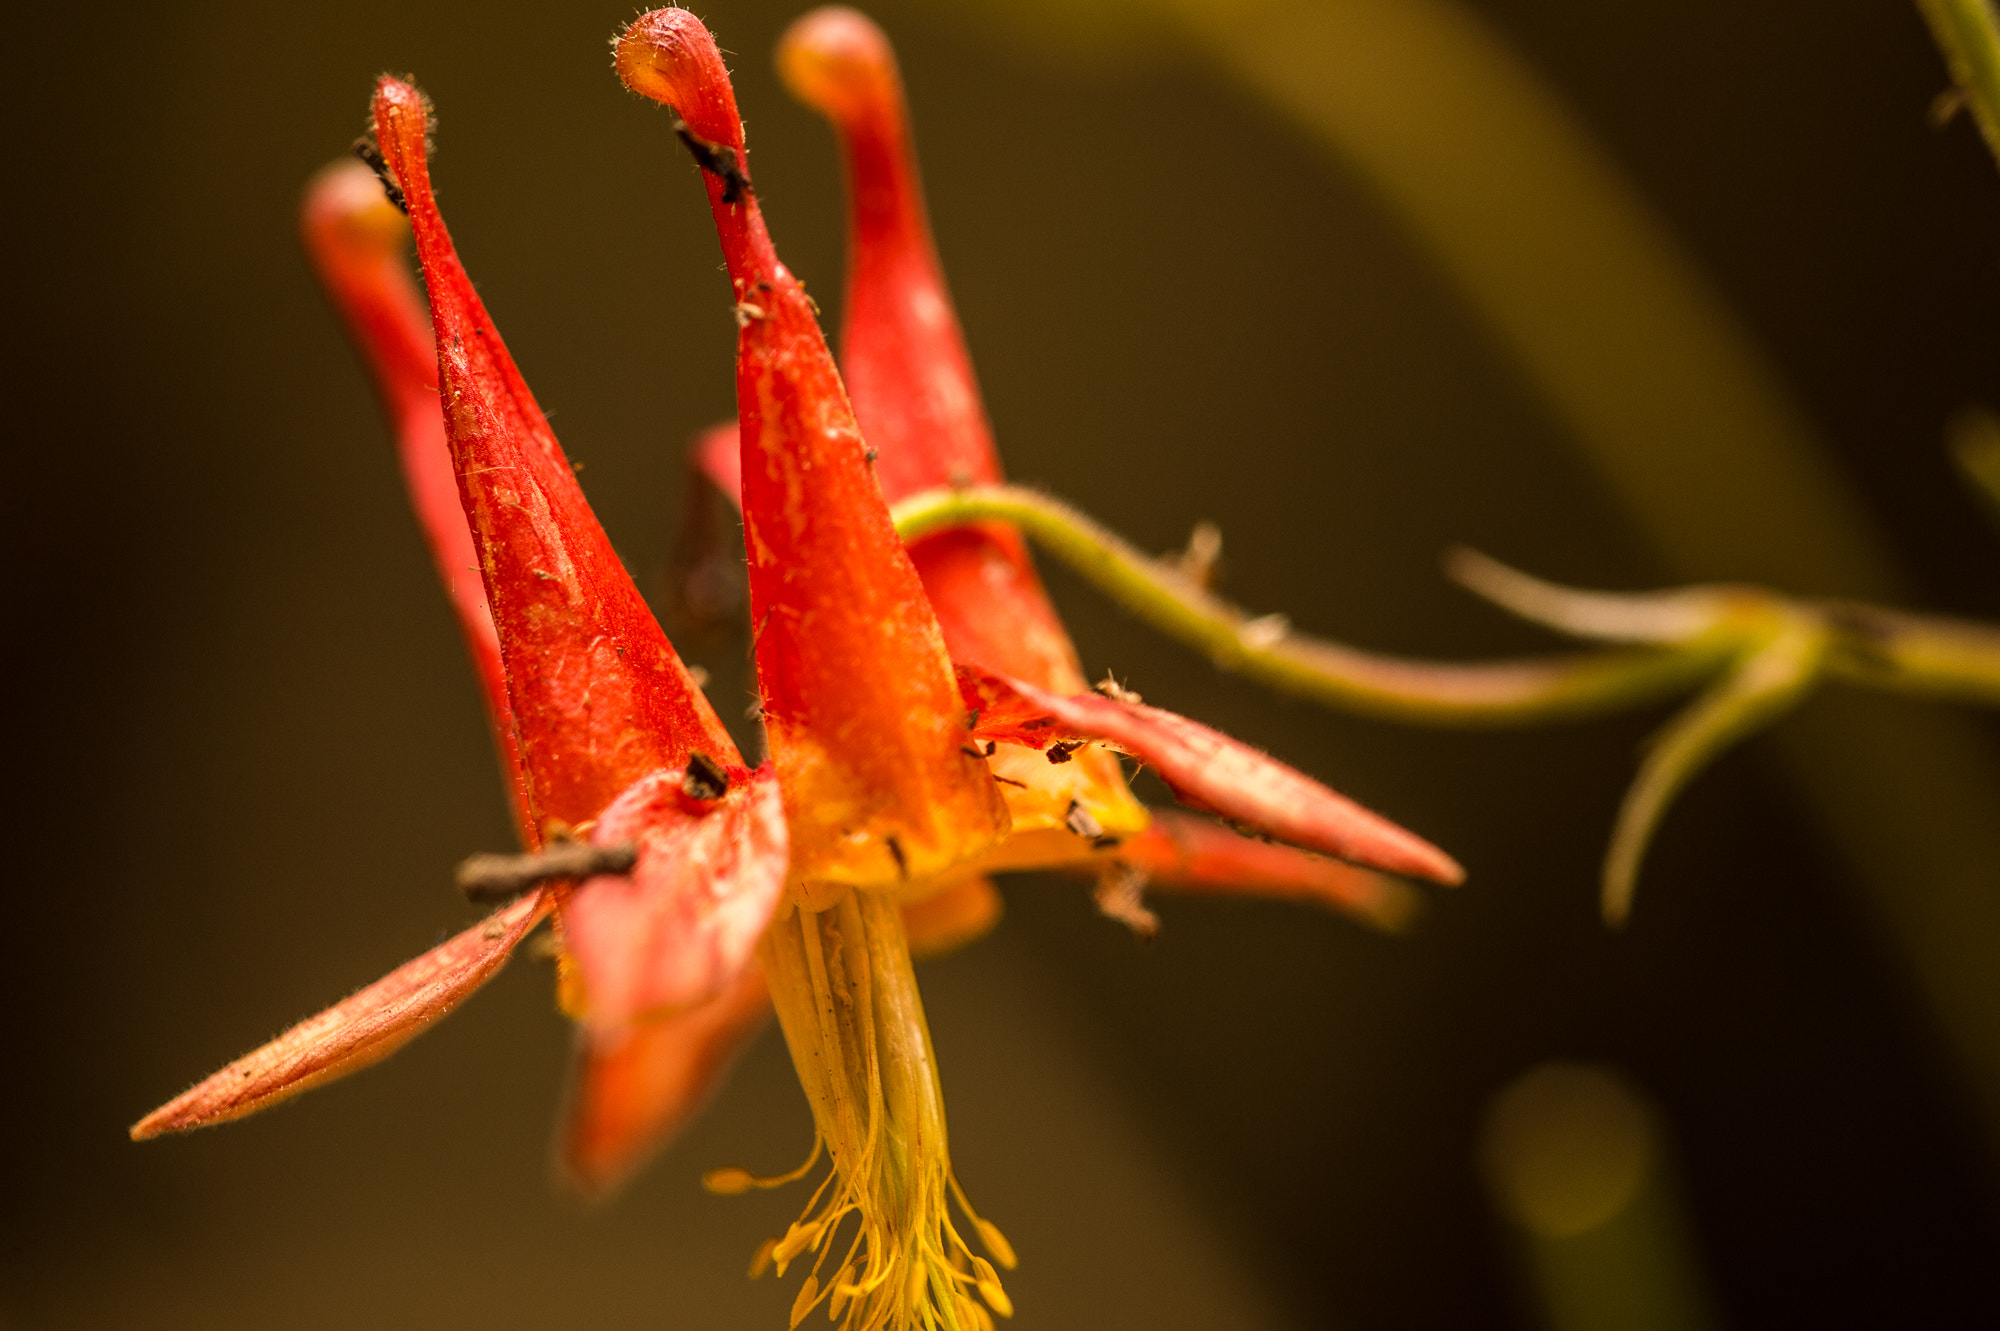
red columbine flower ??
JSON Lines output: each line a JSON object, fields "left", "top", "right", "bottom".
{"left": 135, "top": 9, "right": 1460, "bottom": 1329}
{"left": 706, "top": 6, "right": 1443, "bottom": 920}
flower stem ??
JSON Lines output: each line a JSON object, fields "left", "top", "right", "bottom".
{"left": 893, "top": 485, "right": 1727, "bottom": 725}
{"left": 1602, "top": 614, "right": 1828, "bottom": 926}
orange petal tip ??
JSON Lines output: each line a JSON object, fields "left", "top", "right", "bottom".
{"left": 615, "top": 9, "right": 741, "bottom": 149}
{"left": 776, "top": 7, "right": 895, "bottom": 124}
{"left": 301, "top": 157, "right": 406, "bottom": 251}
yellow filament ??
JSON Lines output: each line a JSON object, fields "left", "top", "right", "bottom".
{"left": 748, "top": 887, "right": 1017, "bottom": 1329}
{"left": 704, "top": 1136, "right": 826, "bottom": 1196}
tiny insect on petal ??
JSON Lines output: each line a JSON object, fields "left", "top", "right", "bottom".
{"left": 961, "top": 666, "right": 1464, "bottom": 885}
{"left": 562, "top": 765, "right": 789, "bottom": 1033}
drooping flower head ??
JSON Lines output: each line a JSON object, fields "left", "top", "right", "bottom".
{"left": 136, "top": 11, "right": 1461, "bottom": 1330}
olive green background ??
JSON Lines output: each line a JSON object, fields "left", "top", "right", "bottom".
{"left": 8, "top": 0, "right": 2000, "bottom": 1326}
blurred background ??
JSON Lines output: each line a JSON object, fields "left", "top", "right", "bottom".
{"left": 8, "top": 0, "right": 2000, "bottom": 1325}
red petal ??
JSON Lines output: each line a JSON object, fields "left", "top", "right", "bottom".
{"left": 615, "top": 13, "right": 1006, "bottom": 886}
{"left": 130, "top": 891, "right": 553, "bottom": 1140}
{"left": 562, "top": 764, "right": 789, "bottom": 1034}
{"left": 961, "top": 667, "right": 1464, "bottom": 885}
{"left": 299, "top": 159, "right": 532, "bottom": 841}
{"left": 372, "top": 78, "right": 738, "bottom": 836}
{"left": 775, "top": 6, "right": 998, "bottom": 500}
{"left": 1119, "top": 809, "right": 1421, "bottom": 931}
{"left": 776, "top": 10, "right": 1092, "bottom": 698}
{"left": 558, "top": 964, "right": 770, "bottom": 1198}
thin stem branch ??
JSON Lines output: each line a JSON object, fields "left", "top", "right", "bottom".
{"left": 1603, "top": 615, "right": 1828, "bottom": 926}
{"left": 1820, "top": 601, "right": 2000, "bottom": 707}
{"left": 892, "top": 486, "right": 1725, "bottom": 725}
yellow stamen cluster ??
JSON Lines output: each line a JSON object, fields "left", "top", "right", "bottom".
{"left": 733, "top": 888, "right": 1014, "bottom": 1330}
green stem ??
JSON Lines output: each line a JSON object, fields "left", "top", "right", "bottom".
{"left": 1819, "top": 600, "right": 2000, "bottom": 707}
{"left": 1603, "top": 614, "right": 1829, "bottom": 927}
{"left": 892, "top": 486, "right": 1726, "bottom": 724}
{"left": 1446, "top": 546, "right": 2000, "bottom": 712}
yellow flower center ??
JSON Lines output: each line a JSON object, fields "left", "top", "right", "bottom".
{"left": 729, "top": 886, "right": 1015, "bottom": 1330}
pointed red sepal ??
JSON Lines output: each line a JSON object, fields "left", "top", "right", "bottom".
{"left": 617, "top": 12, "right": 1006, "bottom": 886}
{"left": 130, "top": 890, "right": 553, "bottom": 1140}
{"left": 370, "top": 77, "right": 737, "bottom": 837}
{"left": 776, "top": 6, "right": 997, "bottom": 499}
{"left": 562, "top": 764, "right": 788, "bottom": 1034}
{"left": 776, "top": 8, "right": 1091, "bottom": 698}
{"left": 557, "top": 964, "right": 770, "bottom": 1198}
{"left": 1119, "top": 809, "right": 1421, "bottom": 931}
{"left": 299, "top": 158, "right": 532, "bottom": 841}
{"left": 959, "top": 666, "right": 1465, "bottom": 885}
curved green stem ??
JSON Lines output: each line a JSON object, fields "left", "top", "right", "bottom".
{"left": 892, "top": 486, "right": 1727, "bottom": 724}
{"left": 1603, "top": 614, "right": 1830, "bottom": 927}
{"left": 1448, "top": 548, "right": 2000, "bottom": 712}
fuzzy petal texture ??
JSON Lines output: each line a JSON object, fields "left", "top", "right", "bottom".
{"left": 373, "top": 77, "right": 738, "bottom": 835}
{"left": 1121, "top": 809, "right": 1421, "bottom": 931}
{"left": 563, "top": 765, "right": 790, "bottom": 1033}
{"left": 960, "top": 666, "right": 1463, "bottom": 885}
{"left": 131, "top": 890, "right": 553, "bottom": 1140}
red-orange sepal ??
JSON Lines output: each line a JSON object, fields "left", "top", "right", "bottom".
{"left": 555, "top": 870, "right": 1004, "bottom": 1198}
{"left": 371, "top": 77, "right": 738, "bottom": 836}
{"left": 129, "top": 889, "right": 554, "bottom": 1139}
{"left": 616, "top": 13, "right": 1005, "bottom": 889}
{"left": 776, "top": 7, "right": 1088, "bottom": 700}
{"left": 299, "top": 158, "right": 531, "bottom": 841}
{"left": 558, "top": 964, "right": 772, "bottom": 1198}
{"left": 1121, "top": 809, "right": 1420, "bottom": 931}
{"left": 564, "top": 764, "right": 788, "bottom": 1034}
{"left": 960, "top": 666, "right": 1464, "bottom": 885}
{"left": 775, "top": 6, "right": 996, "bottom": 502}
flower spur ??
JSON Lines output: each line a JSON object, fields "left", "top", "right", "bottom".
{"left": 134, "top": 9, "right": 1461, "bottom": 1328}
